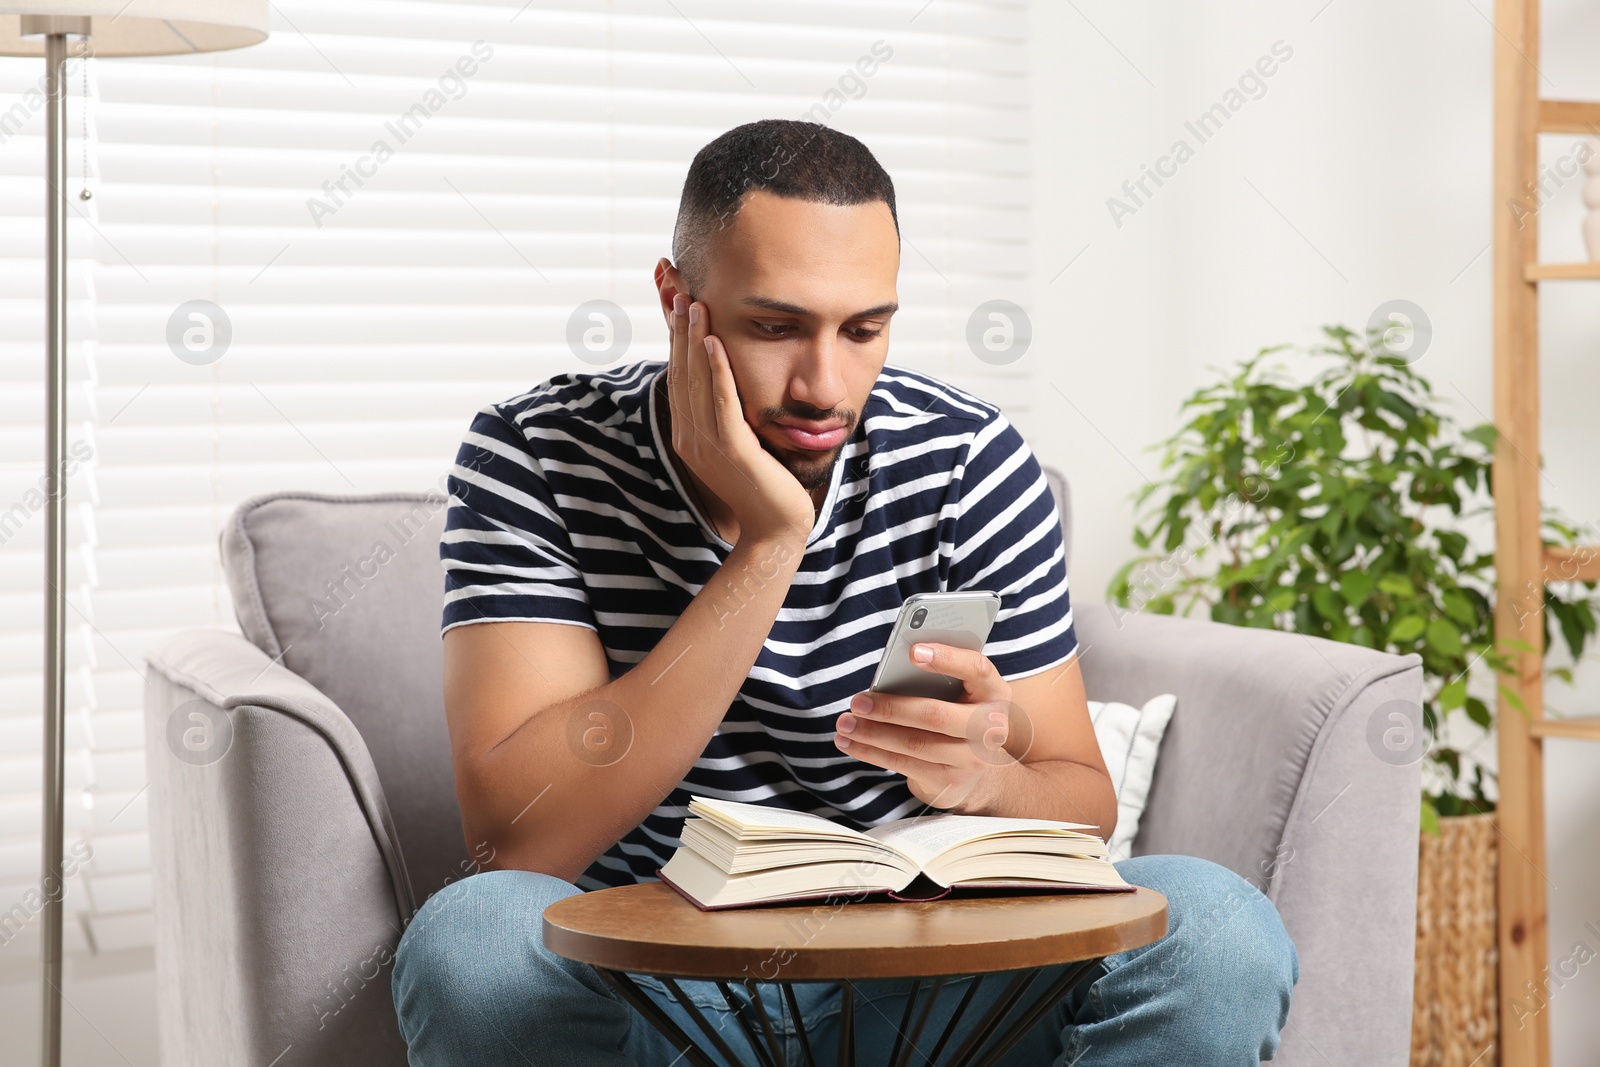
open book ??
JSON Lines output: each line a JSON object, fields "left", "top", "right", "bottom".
{"left": 657, "top": 796, "right": 1131, "bottom": 911}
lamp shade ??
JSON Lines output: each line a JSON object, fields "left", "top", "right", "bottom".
{"left": 0, "top": 0, "right": 267, "bottom": 56}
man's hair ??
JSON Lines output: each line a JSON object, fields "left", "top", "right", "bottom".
{"left": 671, "top": 119, "right": 898, "bottom": 293}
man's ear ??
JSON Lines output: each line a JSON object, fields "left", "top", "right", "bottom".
{"left": 653, "top": 258, "right": 687, "bottom": 325}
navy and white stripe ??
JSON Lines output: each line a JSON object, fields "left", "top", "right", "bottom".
{"left": 441, "top": 360, "right": 1077, "bottom": 889}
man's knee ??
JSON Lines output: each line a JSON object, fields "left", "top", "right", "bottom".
{"left": 1115, "top": 854, "right": 1299, "bottom": 1052}
{"left": 392, "top": 870, "right": 585, "bottom": 1028}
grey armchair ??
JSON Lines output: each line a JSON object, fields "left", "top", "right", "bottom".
{"left": 143, "top": 468, "right": 1422, "bottom": 1066}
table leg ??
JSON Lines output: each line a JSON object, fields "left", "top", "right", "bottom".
{"left": 744, "top": 979, "right": 789, "bottom": 1066}
{"left": 661, "top": 976, "right": 755, "bottom": 1067}
{"left": 594, "top": 968, "right": 722, "bottom": 1067}
{"left": 965, "top": 957, "right": 1100, "bottom": 1067}
{"left": 892, "top": 977, "right": 945, "bottom": 1067}
{"left": 839, "top": 980, "right": 856, "bottom": 1067}
{"left": 609, "top": 959, "right": 1103, "bottom": 1067}
{"left": 883, "top": 979, "right": 920, "bottom": 1067}
{"left": 923, "top": 975, "right": 984, "bottom": 1065}
{"left": 781, "top": 983, "right": 818, "bottom": 1067}
{"left": 713, "top": 981, "right": 780, "bottom": 1067}
{"left": 940, "top": 968, "right": 1040, "bottom": 1067}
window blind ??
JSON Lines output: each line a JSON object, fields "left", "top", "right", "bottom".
{"left": 0, "top": 0, "right": 1033, "bottom": 963}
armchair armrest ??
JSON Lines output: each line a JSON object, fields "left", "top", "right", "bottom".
{"left": 1074, "top": 602, "right": 1423, "bottom": 1066}
{"left": 144, "top": 629, "right": 415, "bottom": 1066}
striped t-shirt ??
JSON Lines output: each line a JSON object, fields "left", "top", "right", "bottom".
{"left": 440, "top": 359, "right": 1077, "bottom": 889}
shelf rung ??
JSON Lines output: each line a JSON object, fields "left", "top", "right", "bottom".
{"left": 1529, "top": 716, "right": 1600, "bottom": 741}
{"left": 1539, "top": 99, "right": 1600, "bottom": 134}
{"left": 1545, "top": 545, "right": 1600, "bottom": 583}
{"left": 1524, "top": 262, "right": 1600, "bottom": 281}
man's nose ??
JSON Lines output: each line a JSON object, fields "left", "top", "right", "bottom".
{"left": 789, "top": 335, "right": 847, "bottom": 414}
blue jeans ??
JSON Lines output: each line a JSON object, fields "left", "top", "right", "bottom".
{"left": 392, "top": 854, "right": 1299, "bottom": 1066}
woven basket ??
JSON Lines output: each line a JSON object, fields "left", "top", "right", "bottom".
{"left": 1411, "top": 812, "right": 1499, "bottom": 1067}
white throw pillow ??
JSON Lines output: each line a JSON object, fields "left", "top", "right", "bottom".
{"left": 1088, "top": 694, "right": 1177, "bottom": 862}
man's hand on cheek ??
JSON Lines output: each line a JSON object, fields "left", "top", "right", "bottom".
{"left": 666, "top": 294, "right": 815, "bottom": 546}
{"left": 833, "top": 642, "right": 1019, "bottom": 812}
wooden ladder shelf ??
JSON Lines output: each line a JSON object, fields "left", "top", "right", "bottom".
{"left": 1493, "top": 1, "right": 1600, "bottom": 1065}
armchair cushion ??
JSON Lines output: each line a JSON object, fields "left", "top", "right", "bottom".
{"left": 1089, "top": 693, "right": 1178, "bottom": 862}
{"left": 220, "top": 492, "right": 466, "bottom": 907}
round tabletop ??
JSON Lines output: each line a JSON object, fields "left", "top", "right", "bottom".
{"left": 543, "top": 883, "right": 1168, "bottom": 980}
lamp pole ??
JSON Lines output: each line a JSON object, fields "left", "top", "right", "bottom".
{"left": 40, "top": 26, "right": 72, "bottom": 1067}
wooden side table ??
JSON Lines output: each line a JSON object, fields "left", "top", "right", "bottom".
{"left": 544, "top": 882, "right": 1168, "bottom": 1067}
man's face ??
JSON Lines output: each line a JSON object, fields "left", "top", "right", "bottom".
{"left": 657, "top": 190, "right": 900, "bottom": 492}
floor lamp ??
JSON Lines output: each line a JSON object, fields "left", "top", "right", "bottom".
{"left": 0, "top": 5, "right": 267, "bottom": 1065}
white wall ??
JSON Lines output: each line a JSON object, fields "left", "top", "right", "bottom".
{"left": 1025, "top": 1, "right": 1600, "bottom": 1063}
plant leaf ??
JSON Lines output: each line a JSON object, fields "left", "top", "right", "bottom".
{"left": 1389, "top": 616, "right": 1426, "bottom": 643}
{"left": 1442, "top": 589, "right": 1477, "bottom": 626}
{"left": 1311, "top": 585, "right": 1342, "bottom": 621}
{"left": 1378, "top": 574, "right": 1413, "bottom": 598}
{"left": 1426, "top": 617, "right": 1464, "bottom": 658}
{"left": 1339, "top": 571, "right": 1376, "bottom": 607}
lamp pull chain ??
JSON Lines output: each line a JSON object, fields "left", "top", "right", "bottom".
{"left": 79, "top": 51, "right": 91, "bottom": 202}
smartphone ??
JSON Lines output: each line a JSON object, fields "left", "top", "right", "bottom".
{"left": 869, "top": 591, "right": 1003, "bottom": 701}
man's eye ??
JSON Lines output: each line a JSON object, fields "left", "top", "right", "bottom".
{"left": 754, "top": 322, "right": 793, "bottom": 336}
{"left": 848, "top": 327, "right": 883, "bottom": 342}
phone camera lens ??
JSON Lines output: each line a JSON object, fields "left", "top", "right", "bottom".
{"left": 910, "top": 607, "right": 927, "bottom": 629}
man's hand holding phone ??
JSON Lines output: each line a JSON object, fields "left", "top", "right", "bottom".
{"left": 835, "top": 639, "right": 1018, "bottom": 813}
{"left": 665, "top": 292, "right": 815, "bottom": 547}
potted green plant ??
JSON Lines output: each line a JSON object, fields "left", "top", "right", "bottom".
{"left": 1107, "top": 324, "right": 1598, "bottom": 1066}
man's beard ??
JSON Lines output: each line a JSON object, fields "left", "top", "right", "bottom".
{"left": 766, "top": 439, "right": 843, "bottom": 492}
{"left": 759, "top": 409, "right": 855, "bottom": 492}
{"left": 654, "top": 372, "right": 849, "bottom": 493}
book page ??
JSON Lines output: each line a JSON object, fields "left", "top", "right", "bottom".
{"left": 866, "top": 814, "right": 1100, "bottom": 867}
{"left": 689, "top": 796, "right": 874, "bottom": 841}
{"left": 660, "top": 848, "right": 915, "bottom": 909}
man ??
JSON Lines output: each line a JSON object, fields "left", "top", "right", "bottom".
{"left": 392, "top": 119, "right": 1298, "bottom": 1065}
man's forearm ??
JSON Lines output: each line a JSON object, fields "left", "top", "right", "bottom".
{"left": 469, "top": 532, "right": 807, "bottom": 880}
{"left": 962, "top": 759, "right": 1119, "bottom": 843}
